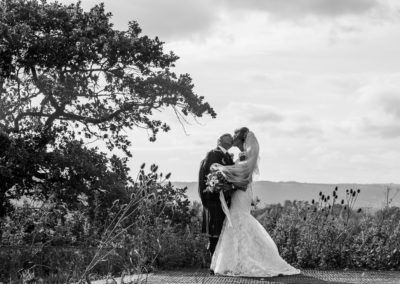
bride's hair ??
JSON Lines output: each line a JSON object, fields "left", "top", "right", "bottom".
{"left": 234, "top": 127, "right": 249, "bottom": 144}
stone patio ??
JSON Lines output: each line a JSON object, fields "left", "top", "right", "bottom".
{"left": 91, "top": 269, "right": 400, "bottom": 284}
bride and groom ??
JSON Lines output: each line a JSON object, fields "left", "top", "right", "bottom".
{"left": 198, "top": 127, "right": 300, "bottom": 277}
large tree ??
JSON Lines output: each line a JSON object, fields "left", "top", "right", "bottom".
{"left": 0, "top": 0, "right": 215, "bottom": 152}
{"left": 0, "top": 0, "right": 216, "bottom": 218}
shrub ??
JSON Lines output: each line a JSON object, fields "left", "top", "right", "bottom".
{"left": 256, "top": 187, "right": 400, "bottom": 270}
{"left": 0, "top": 164, "right": 208, "bottom": 282}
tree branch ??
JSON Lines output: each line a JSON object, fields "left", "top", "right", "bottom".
{"left": 61, "top": 101, "right": 136, "bottom": 124}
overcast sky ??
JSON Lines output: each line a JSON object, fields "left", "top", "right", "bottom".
{"left": 59, "top": 0, "right": 400, "bottom": 183}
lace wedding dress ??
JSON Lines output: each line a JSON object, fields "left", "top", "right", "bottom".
{"left": 210, "top": 187, "right": 300, "bottom": 277}
{"left": 210, "top": 131, "right": 300, "bottom": 277}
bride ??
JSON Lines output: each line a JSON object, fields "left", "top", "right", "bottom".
{"left": 210, "top": 127, "right": 300, "bottom": 277}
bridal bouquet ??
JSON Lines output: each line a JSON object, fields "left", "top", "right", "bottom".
{"left": 204, "top": 170, "right": 231, "bottom": 193}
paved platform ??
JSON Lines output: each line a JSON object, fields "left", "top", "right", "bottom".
{"left": 91, "top": 269, "right": 400, "bottom": 284}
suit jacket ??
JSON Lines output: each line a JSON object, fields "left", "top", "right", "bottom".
{"left": 198, "top": 147, "right": 234, "bottom": 236}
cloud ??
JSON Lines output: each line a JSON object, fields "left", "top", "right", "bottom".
{"left": 369, "top": 90, "right": 400, "bottom": 120}
{"left": 56, "top": 0, "right": 221, "bottom": 40}
{"left": 282, "top": 124, "right": 324, "bottom": 138}
{"left": 248, "top": 111, "right": 285, "bottom": 124}
{"left": 361, "top": 119, "right": 400, "bottom": 138}
{"left": 328, "top": 23, "right": 364, "bottom": 45}
{"left": 58, "top": 0, "right": 395, "bottom": 44}
{"left": 221, "top": 103, "right": 285, "bottom": 125}
{"left": 353, "top": 75, "right": 400, "bottom": 138}
{"left": 108, "top": 0, "right": 220, "bottom": 40}
{"left": 219, "top": 103, "right": 324, "bottom": 139}
{"left": 222, "top": 0, "right": 379, "bottom": 18}
{"left": 358, "top": 75, "right": 400, "bottom": 119}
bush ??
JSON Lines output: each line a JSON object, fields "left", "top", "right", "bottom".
{"left": 0, "top": 165, "right": 208, "bottom": 282}
{"left": 256, "top": 188, "right": 400, "bottom": 270}
{"left": 4, "top": 179, "right": 400, "bottom": 282}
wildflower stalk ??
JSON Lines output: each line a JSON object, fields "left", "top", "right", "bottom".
{"left": 79, "top": 164, "right": 170, "bottom": 282}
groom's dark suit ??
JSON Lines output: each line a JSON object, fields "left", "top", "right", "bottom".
{"left": 198, "top": 146, "right": 234, "bottom": 255}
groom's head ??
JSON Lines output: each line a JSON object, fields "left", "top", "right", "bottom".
{"left": 218, "top": 133, "right": 233, "bottom": 150}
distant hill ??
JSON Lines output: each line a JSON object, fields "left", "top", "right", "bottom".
{"left": 172, "top": 181, "right": 400, "bottom": 209}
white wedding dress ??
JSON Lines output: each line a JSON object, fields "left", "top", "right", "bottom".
{"left": 210, "top": 153, "right": 300, "bottom": 277}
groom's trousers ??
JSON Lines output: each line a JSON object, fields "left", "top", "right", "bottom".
{"left": 203, "top": 197, "right": 230, "bottom": 256}
{"left": 208, "top": 236, "right": 219, "bottom": 255}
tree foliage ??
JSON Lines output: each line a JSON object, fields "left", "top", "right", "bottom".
{"left": 0, "top": 131, "right": 130, "bottom": 217}
{"left": 0, "top": 164, "right": 207, "bottom": 282}
{"left": 0, "top": 0, "right": 216, "bottom": 152}
{"left": 0, "top": 0, "right": 216, "bottom": 217}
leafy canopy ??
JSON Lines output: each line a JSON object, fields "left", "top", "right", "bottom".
{"left": 0, "top": 0, "right": 216, "bottom": 219}
{"left": 0, "top": 0, "right": 216, "bottom": 154}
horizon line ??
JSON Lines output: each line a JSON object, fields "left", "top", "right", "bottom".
{"left": 171, "top": 180, "right": 400, "bottom": 185}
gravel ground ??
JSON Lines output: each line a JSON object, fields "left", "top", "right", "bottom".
{"left": 89, "top": 269, "right": 400, "bottom": 284}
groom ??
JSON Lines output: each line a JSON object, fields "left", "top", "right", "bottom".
{"left": 198, "top": 133, "right": 235, "bottom": 260}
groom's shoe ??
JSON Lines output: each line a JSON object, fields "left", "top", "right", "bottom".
{"left": 209, "top": 269, "right": 215, "bottom": 276}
